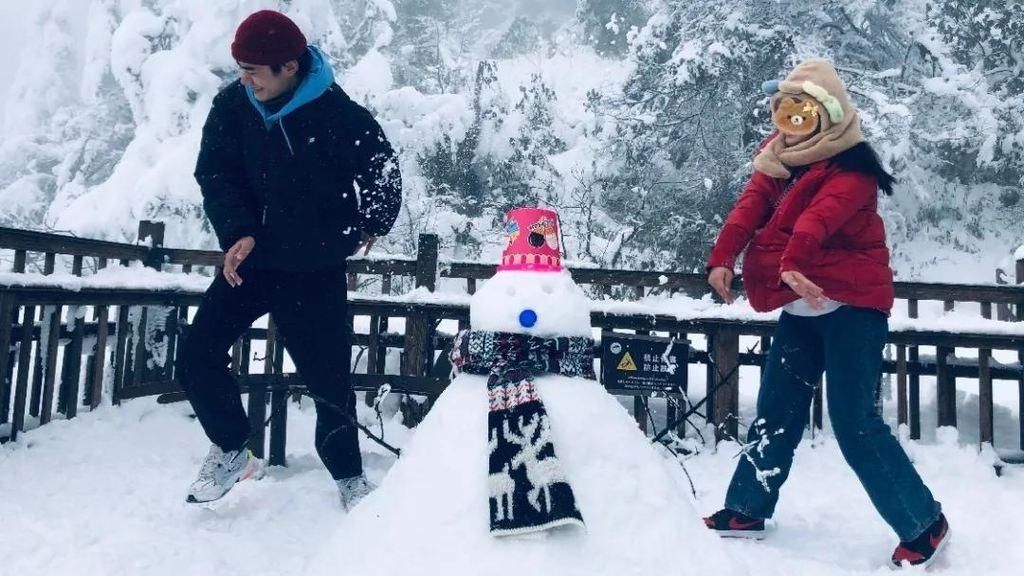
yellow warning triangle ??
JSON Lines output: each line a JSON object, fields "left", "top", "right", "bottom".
{"left": 617, "top": 351, "right": 638, "bottom": 371}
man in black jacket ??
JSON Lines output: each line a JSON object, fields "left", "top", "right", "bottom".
{"left": 177, "top": 10, "right": 401, "bottom": 508}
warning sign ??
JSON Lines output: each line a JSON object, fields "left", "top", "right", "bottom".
{"left": 602, "top": 332, "right": 688, "bottom": 394}
{"left": 616, "top": 352, "right": 638, "bottom": 371}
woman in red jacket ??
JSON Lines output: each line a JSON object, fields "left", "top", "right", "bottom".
{"left": 702, "top": 60, "right": 949, "bottom": 569}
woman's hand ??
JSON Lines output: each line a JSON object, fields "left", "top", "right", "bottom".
{"left": 780, "top": 270, "right": 826, "bottom": 310}
{"left": 708, "top": 267, "right": 735, "bottom": 304}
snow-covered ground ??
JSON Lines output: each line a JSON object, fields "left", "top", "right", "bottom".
{"left": 2, "top": 264, "right": 1022, "bottom": 574}
{"left": 3, "top": 388, "right": 1023, "bottom": 576}
{"left": 310, "top": 372, "right": 741, "bottom": 576}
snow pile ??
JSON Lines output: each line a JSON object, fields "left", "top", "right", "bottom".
{"left": 692, "top": 431, "right": 1024, "bottom": 575}
{"left": 308, "top": 374, "right": 742, "bottom": 576}
{"left": 0, "top": 397, "right": 408, "bottom": 576}
{"left": 4, "top": 391, "right": 1024, "bottom": 575}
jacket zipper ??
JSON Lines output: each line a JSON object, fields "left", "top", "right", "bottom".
{"left": 279, "top": 118, "right": 295, "bottom": 156}
{"left": 765, "top": 169, "right": 810, "bottom": 229}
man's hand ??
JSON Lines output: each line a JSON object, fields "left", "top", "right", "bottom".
{"left": 355, "top": 232, "right": 376, "bottom": 257}
{"left": 223, "top": 236, "right": 255, "bottom": 287}
{"left": 781, "top": 270, "right": 826, "bottom": 310}
{"left": 708, "top": 266, "right": 735, "bottom": 305}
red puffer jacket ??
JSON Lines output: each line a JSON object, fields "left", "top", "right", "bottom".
{"left": 707, "top": 160, "right": 894, "bottom": 314}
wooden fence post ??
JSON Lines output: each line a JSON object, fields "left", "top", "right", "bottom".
{"left": 39, "top": 306, "right": 61, "bottom": 424}
{"left": 414, "top": 234, "right": 439, "bottom": 293}
{"left": 400, "top": 235, "right": 438, "bottom": 426}
{"left": 936, "top": 302, "right": 957, "bottom": 429}
{"left": 710, "top": 325, "right": 740, "bottom": 442}
{"left": 1017, "top": 253, "right": 1024, "bottom": 295}
{"left": 11, "top": 304, "right": 35, "bottom": 440}
{"left": 403, "top": 236, "right": 439, "bottom": 378}
{"left": 936, "top": 346, "right": 957, "bottom": 429}
{"left": 28, "top": 256, "right": 56, "bottom": 418}
{"left": 58, "top": 305, "right": 85, "bottom": 419}
{"left": 132, "top": 221, "right": 177, "bottom": 389}
{"left": 0, "top": 293, "right": 15, "bottom": 429}
{"left": 138, "top": 220, "right": 166, "bottom": 271}
{"left": 908, "top": 299, "right": 921, "bottom": 440}
{"left": 996, "top": 267, "right": 1012, "bottom": 321}
{"left": 111, "top": 306, "right": 131, "bottom": 406}
{"left": 896, "top": 345, "right": 908, "bottom": 429}
{"left": 268, "top": 332, "right": 287, "bottom": 467}
{"left": 1017, "top": 254, "right": 1024, "bottom": 449}
{"left": 979, "top": 304, "right": 994, "bottom": 446}
{"left": 248, "top": 319, "right": 275, "bottom": 460}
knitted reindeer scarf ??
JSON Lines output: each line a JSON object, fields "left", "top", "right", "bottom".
{"left": 451, "top": 330, "right": 595, "bottom": 537}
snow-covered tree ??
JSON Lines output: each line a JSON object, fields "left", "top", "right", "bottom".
{"left": 576, "top": 0, "right": 649, "bottom": 56}
{"left": 0, "top": 0, "right": 1019, "bottom": 279}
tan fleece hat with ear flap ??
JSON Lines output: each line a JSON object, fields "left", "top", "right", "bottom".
{"left": 754, "top": 59, "right": 864, "bottom": 179}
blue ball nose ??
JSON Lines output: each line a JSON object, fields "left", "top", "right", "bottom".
{"left": 518, "top": 309, "right": 538, "bottom": 328}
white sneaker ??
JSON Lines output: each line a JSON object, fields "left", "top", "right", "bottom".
{"left": 186, "top": 445, "right": 264, "bottom": 504}
{"left": 336, "top": 474, "right": 374, "bottom": 511}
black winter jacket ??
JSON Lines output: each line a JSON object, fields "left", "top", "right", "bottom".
{"left": 195, "top": 80, "right": 401, "bottom": 271}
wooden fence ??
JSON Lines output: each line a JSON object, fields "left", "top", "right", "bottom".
{"left": 1, "top": 222, "right": 1023, "bottom": 468}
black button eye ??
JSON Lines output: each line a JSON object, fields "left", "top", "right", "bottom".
{"left": 529, "top": 231, "right": 545, "bottom": 247}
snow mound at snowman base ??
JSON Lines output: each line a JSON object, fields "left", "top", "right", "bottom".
{"left": 307, "top": 375, "right": 744, "bottom": 576}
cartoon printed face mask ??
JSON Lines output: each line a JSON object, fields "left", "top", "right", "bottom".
{"left": 772, "top": 96, "right": 820, "bottom": 137}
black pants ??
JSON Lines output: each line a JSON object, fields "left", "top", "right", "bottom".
{"left": 176, "top": 266, "right": 361, "bottom": 480}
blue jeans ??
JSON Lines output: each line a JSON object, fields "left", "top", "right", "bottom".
{"left": 723, "top": 307, "right": 941, "bottom": 541}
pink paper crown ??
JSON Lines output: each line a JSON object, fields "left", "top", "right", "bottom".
{"left": 498, "top": 207, "right": 563, "bottom": 272}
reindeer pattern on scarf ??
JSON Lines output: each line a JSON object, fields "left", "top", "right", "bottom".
{"left": 453, "top": 330, "right": 592, "bottom": 536}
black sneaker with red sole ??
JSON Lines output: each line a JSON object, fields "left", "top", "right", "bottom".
{"left": 891, "top": 513, "right": 951, "bottom": 569}
{"left": 703, "top": 508, "right": 767, "bottom": 539}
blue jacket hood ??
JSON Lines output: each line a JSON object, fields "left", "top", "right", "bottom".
{"left": 246, "top": 46, "right": 335, "bottom": 128}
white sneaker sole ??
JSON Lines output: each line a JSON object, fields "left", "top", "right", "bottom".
{"left": 713, "top": 529, "right": 767, "bottom": 540}
{"left": 186, "top": 456, "right": 265, "bottom": 504}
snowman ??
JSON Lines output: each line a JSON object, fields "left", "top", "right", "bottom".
{"left": 307, "top": 208, "right": 744, "bottom": 576}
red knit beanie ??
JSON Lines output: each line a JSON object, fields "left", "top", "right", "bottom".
{"left": 231, "top": 10, "right": 307, "bottom": 65}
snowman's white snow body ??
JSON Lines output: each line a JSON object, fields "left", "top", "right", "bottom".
{"left": 307, "top": 268, "right": 744, "bottom": 576}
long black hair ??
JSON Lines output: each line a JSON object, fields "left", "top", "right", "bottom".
{"left": 831, "top": 141, "right": 896, "bottom": 195}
